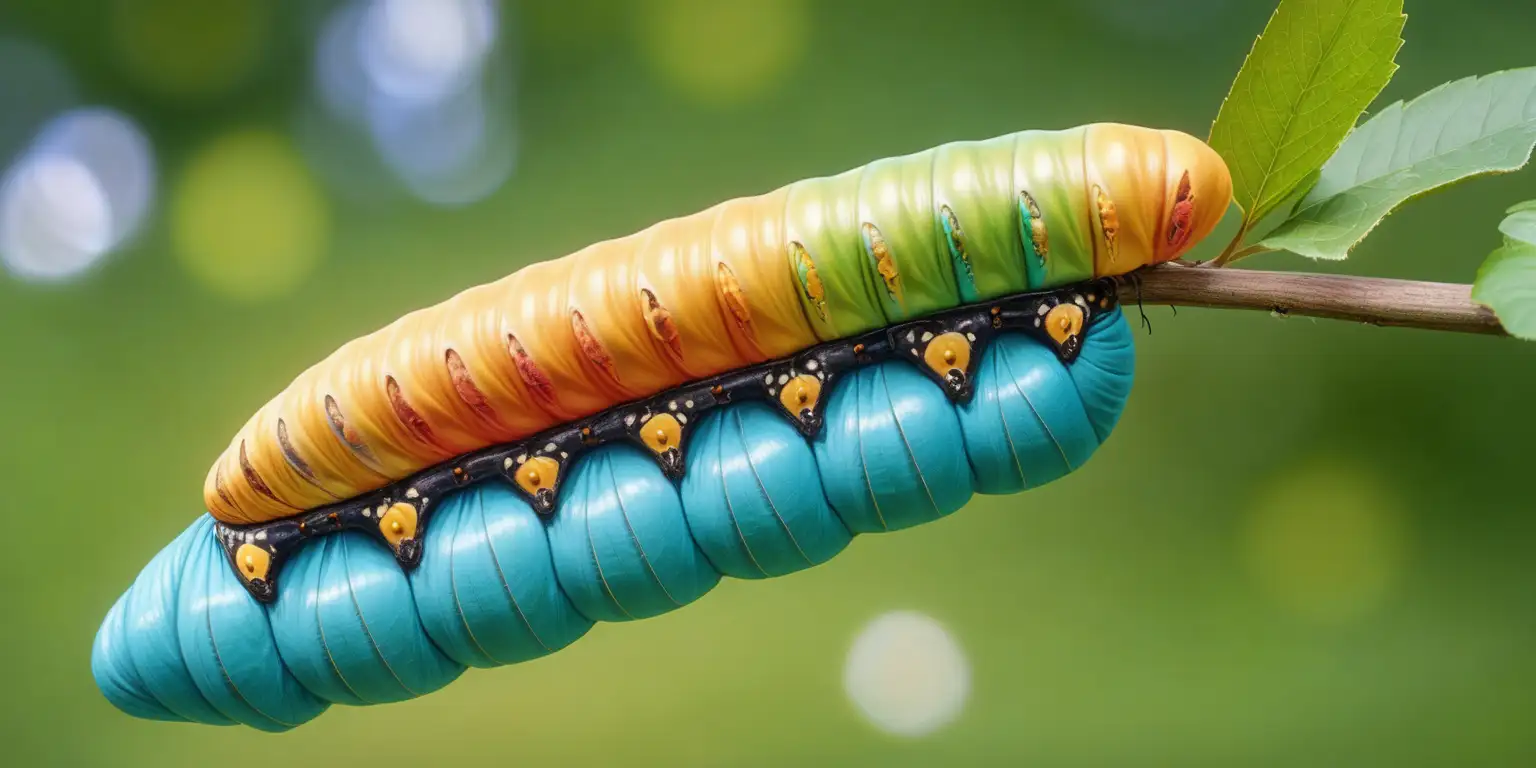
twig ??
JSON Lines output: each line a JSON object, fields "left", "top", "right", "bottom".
{"left": 1116, "top": 263, "right": 1508, "bottom": 336}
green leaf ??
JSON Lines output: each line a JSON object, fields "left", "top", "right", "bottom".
{"left": 1208, "top": 0, "right": 1404, "bottom": 229}
{"left": 1262, "top": 68, "right": 1536, "bottom": 260}
{"left": 1503, "top": 200, "right": 1536, "bottom": 246}
{"left": 1473, "top": 241, "right": 1536, "bottom": 340}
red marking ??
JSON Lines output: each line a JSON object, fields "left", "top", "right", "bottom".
{"left": 507, "top": 333, "right": 557, "bottom": 405}
{"left": 239, "top": 440, "right": 288, "bottom": 506}
{"left": 571, "top": 310, "right": 621, "bottom": 384}
{"left": 445, "top": 349, "right": 498, "bottom": 422}
{"left": 325, "top": 395, "right": 378, "bottom": 464}
{"left": 386, "top": 375, "right": 448, "bottom": 452}
{"left": 1167, "top": 170, "right": 1196, "bottom": 250}
{"left": 276, "top": 418, "right": 324, "bottom": 487}
{"left": 213, "top": 465, "right": 243, "bottom": 515}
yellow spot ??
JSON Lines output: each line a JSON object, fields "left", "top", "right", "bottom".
{"left": 778, "top": 374, "right": 821, "bottom": 416}
{"left": 641, "top": 413, "right": 683, "bottom": 455}
{"left": 637, "top": 0, "right": 807, "bottom": 106}
{"left": 379, "top": 502, "right": 418, "bottom": 550}
{"left": 112, "top": 0, "right": 270, "bottom": 99}
{"left": 172, "top": 130, "right": 329, "bottom": 301}
{"left": 923, "top": 333, "right": 971, "bottom": 379}
{"left": 516, "top": 456, "right": 560, "bottom": 497}
{"left": 1044, "top": 304, "right": 1084, "bottom": 346}
{"left": 1242, "top": 457, "right": 1409, "bottom": 624}
{"left": 234, "top": 543, "right": 269, "bottom": 582}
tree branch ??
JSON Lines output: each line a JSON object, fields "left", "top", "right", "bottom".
{"left": 1114, "top": 263, "right": 1508, "bottom": 336}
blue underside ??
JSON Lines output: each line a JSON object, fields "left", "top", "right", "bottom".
{"left": 92, "top": 311, "right": 1135, "bottom": 730}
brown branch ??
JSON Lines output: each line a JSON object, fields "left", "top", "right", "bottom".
{"left": 1114, "top": 262, "right": 1508, "bottom": 336}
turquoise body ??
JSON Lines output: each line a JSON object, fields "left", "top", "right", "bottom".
{"left": 92, "top": 311, "right": 1135, "bottom": 731}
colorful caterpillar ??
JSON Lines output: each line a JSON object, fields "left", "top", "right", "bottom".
{"left": 92, "top": 123, "right": 1231, "bottom": 730}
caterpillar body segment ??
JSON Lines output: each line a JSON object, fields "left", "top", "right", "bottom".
{"left": 205, "top": 123, "right": 1229, "bottom": 527}
{"left": 96, "top": 307, "right": 1136, "bottom": 730}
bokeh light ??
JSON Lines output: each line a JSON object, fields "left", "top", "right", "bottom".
{"left": 637, "top": 0, "right": 807, "bottom": 106}
{"left": 309, "top": 0, "right": 516, "bottom": 207}
{"left": 843, "top": 610, "right": 971, "bottom": 738}
{"left": 110, "top": 0, "right": 271, "bottom": 99}
{"left": 1242, "top": 456, "right": 1411, "bottom": 624}
{"left": 0, "top": 109, "right": 154, "bottom": 282}
{"left": 172, "top": 130, "right": 329, "bottom": 301}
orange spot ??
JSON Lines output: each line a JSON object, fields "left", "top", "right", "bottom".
{"left": 715, "top": 262, "right": 754, "bottom": 336}
{"left": 325, "top": 394, "right": 379, "bottom": 465}
{"left": 640, "top": 288, "right": 685, "bottom": 359}
{"left": 1094, "top": 185, "right": 1119, "bottom": 266}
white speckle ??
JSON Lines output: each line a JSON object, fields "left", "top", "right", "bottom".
{"left": 625, "top": 414, "right": 636, "bottom": 426}
{"left": 920, "top": 331, "right": 933, "bottom": 342}
{"left": 778, "top": 374, "right": 789, "bottom": 385}
{"left": 503, "top": 457, "right": 514, "bottom": 470}
{"left": 966, "top": 333, "right": 976, "bottom": 342}
{"left": 844, "top": 610, "right": 970, "bottom": 738}
{"left": 1075, "top": 295, "right": 1087, "bottom": 307}
{"left": 765, "top": 373, "right": 774, "bottom": 385}
{"left": 677, "top": 414, "right": 687, "bottom": 424}
{"left": 768, "top": 388, "right": 777, "bottom": 397}
{"left": 685, "top": 399, "right": 694, "bottom": 409}
{"left": 669, "top": 400, "right": 678, "bottom": 411}
{"left": 910, "top": 349, "right": 918, "bottom": 356}
{"left": 255, "top": 531, "right": 267, "bottom": 541}
{"left": 377, "top": 505, "right": 388, "bottom": 516}
{"left": 817, "top": 372, "right": 825, "bottom": 381}
{"left": 805, "top": 360, "right": 818, "bottom": 371}
{"left": 362, "top": 508, "right": 372, "bottom": 518}
{"left": 906, "top": 330, "right": 915, "bottom": 343}
{"left": 1037, "top": 304, "right": 1049, "bottom": 316}
{"left": 406, "top": 487, "right": 420, "bottom": 499}
{"left": 544, "top": 442, "right": 557, "bottom": 453}
{"left": 1033, "top": 318, "right": 1042, "bottom": 327}
{"left": 517, "top": 453, "right": 527, "bottom": 463}
{"left": 244, "top": 532, "right": 254, "bottom": 543}
{"left": 560, "top": 451, "right": 568, "bottom": 459}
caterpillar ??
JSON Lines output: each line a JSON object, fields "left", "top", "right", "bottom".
{"left": 92, "top": 123, "right": 1231, "bottom": 731}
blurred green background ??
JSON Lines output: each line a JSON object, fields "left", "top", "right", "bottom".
{"left": 2, "top": 0, "right": 1534, "bottom": 765}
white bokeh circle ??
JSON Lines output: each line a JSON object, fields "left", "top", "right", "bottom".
{"left": 843, "top": 610, "right": 971, "bottom": 737}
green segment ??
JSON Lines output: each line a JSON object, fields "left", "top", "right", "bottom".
{"left": 855, "top": 152, "right": 960, "bottom": 321}
{"left": 1012, "top": 129, "right": 1095, "bottom": 287}
{"left": 784, "top": 168, "right": 886, "bottom": 340}
{"left": 932, "top": 136, "right": 1031, "bottom": 300}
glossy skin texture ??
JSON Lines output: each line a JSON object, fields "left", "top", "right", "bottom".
{"left": 204, "top": 124, "right": 1229, "bottom": 526}
{"left": 96, "top": 311, "right": 1134, "bottom": 730}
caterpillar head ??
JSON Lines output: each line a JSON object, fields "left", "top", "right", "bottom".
{"left": 1157, "top": 130, "right": 1233, "bottom": 264}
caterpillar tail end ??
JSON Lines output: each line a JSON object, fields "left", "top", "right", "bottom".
{"left": 215, "top": 493, "right": 440, "bottom": 604}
